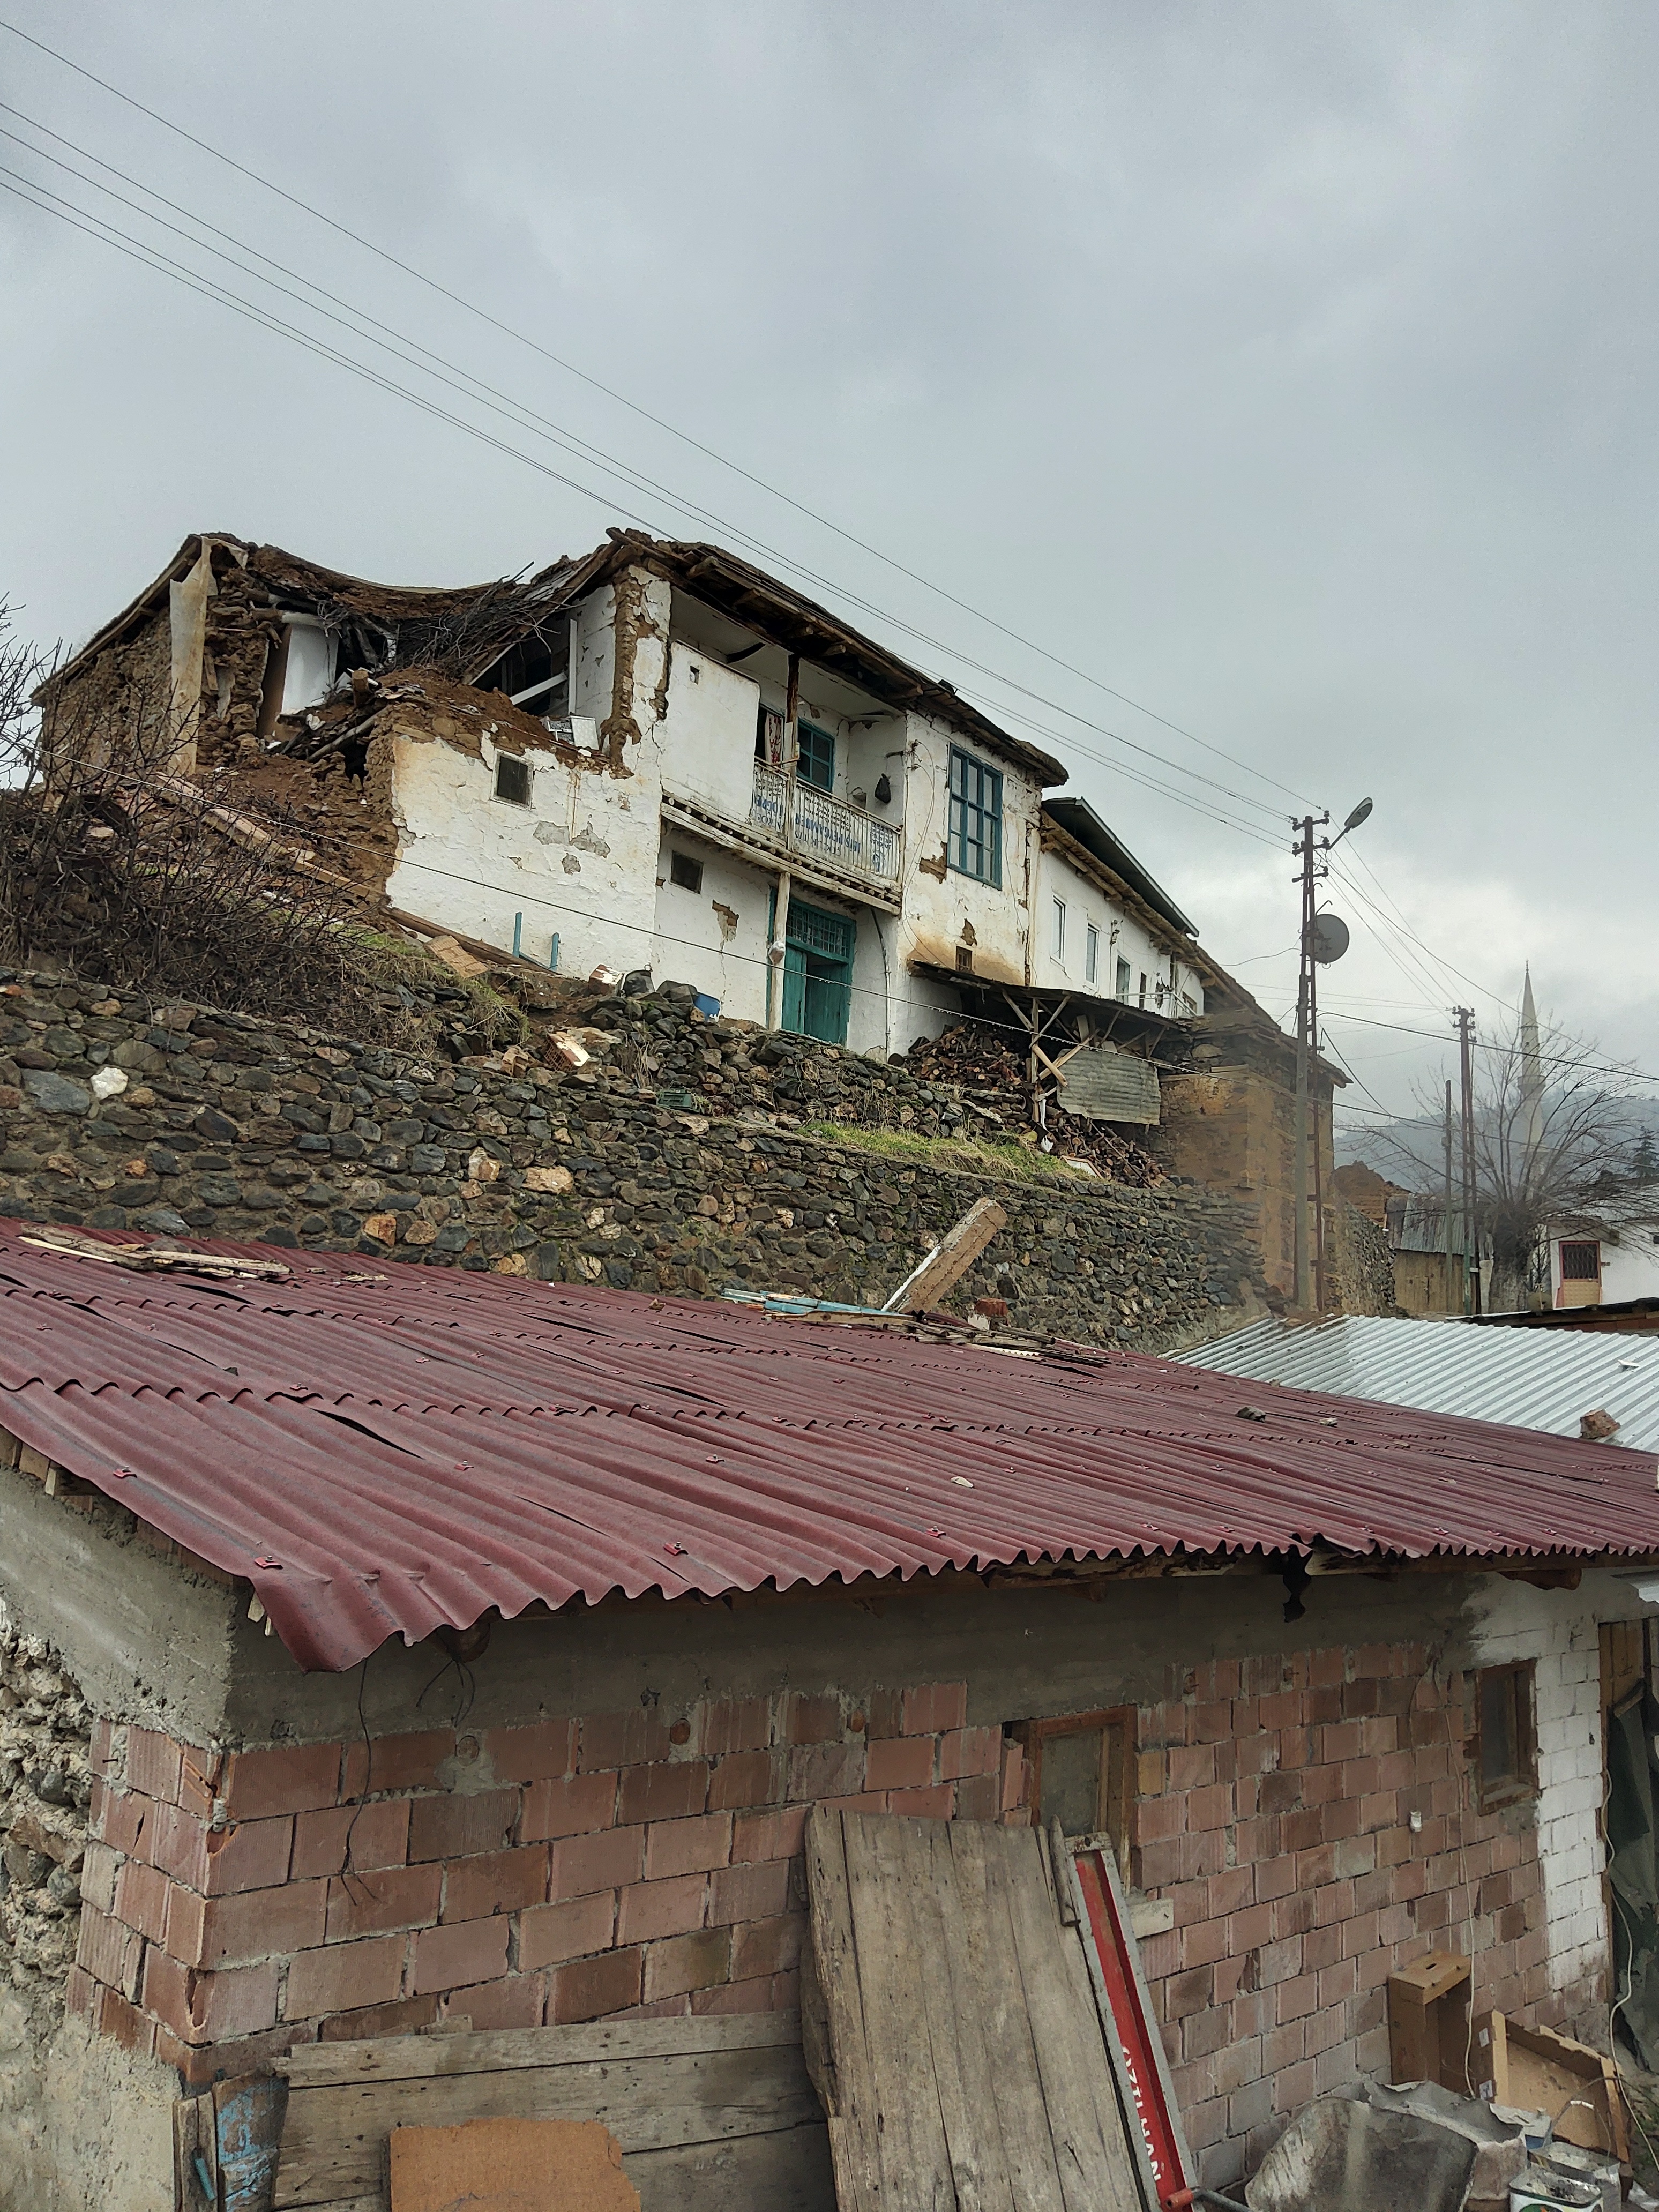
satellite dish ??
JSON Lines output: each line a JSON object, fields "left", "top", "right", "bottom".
{"left": 1310, "top": 913, "right": 1350, "bottom": 964}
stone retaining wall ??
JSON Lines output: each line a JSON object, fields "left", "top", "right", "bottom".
{"left": 0, "top": 972, "right": 1266, "bottom": 1348}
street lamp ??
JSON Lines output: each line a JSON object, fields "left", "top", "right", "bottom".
{"left": 1291, "top": 801, "right": 1372, "bottom": 1314}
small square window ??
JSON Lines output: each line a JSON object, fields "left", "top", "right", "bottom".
{"left": 1474, "top": 1661, "right": 1536, "bottom": 1811}
{"left": 494, "top": 754, "right": 532, "bottom": 805}
{"left": 1018, "top": 1708, "right": 1136, "bottom": 1873}
{"left": 1561, "top": 1240, "right": 1601, "bottom": 1282}
{"left": 1085, "top": 923, "right": 1100, "bottom": 985}
{"left": 669, "top": 850, "right": 704, "bottom": 893}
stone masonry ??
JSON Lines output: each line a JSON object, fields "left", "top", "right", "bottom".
{"left": 0, "top": 972, "right": 1267, "bottom": 1348}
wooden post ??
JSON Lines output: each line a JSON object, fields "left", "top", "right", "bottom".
{"left": 766, "top": 869, "right": 791, "bottom": 1032}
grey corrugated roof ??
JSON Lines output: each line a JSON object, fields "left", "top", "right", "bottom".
{"left": 1178, "top": 1313, "right": 1659, "bottom": 1452}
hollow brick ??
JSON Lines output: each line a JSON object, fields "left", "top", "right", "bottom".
{"left": 407, "top": 1789, "right": 519, "bottom": 1864}
{"left": 618, "top": 1875, "right": 708, "bottom": 1945}
{"left": 619, "top": 1761, "right": 710, "bottom": 1826}
{"left": 444, "top": 1974, "right": 546, "bottom": 2029}
{"left": 708, "top": 1750, "right": 784, "bottom": 1812}
{"left": 519, "top": 1892, "right": 617, "bottom": 1970}
{"left": 482, "top": 1721, "right": 576, "bottom": 1784}
{"left": 285, "top": 1934, "right": 405, "bottom": 2019}
{"left": 549, "top": 1946, "right": 644, "bottom": 2023}
{"left": 644, "top": 1926, "right": 731, "bottom": 2002}
{"left": 411, "top": 1916, "right": 510, "bottom": 1995}
{"left": 341, "top": 1729, "right": 455, "bottom": 1798}
{"left": 442, "top": 1845, "right": 550, "bottom": 1923}
{"left": 292, "top": 1799, "right": 408, "bottom": 1880}
{"left": 901, "top": 1684, "right": 967, "bottom": 1736}
{"left": 222, "top": 1743, "right": 342, "bottom": 1821}
{"left": 324, "top": 1862, "right": 442, "bottom": 1941}
{"left": 644, "top": 1814, "right": 731, "bottom": 1882}
{"left": 552, "top": 1825, "right": 646, "bottom": 1901}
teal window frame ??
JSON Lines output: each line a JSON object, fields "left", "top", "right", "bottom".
{"left": 948, "top": 746, "right": 1003, "bottom": 886}
{"left": 796, "top": 722, "right": 836, "bottom": 793}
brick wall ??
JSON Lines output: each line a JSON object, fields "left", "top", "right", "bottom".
{"left": 66, "top": 1631, "right": 1596, "bottom": 2177}
{"left": 68, "top": 1679, "right": 1016, "bottom": 2085}
{"left": 1132, "top": 1641, "right": 1557, "bottom": 2189}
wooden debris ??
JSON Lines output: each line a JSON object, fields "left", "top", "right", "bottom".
{"left": 18, "top": 1224, "right": 290, "bottom": 1279}
{"left": 882, "top": 1197, "right": 1007, "bottom": 1313}
{"left": 273, "top": 2012, "right": 832, "bottom": 2212}
{"left": 425, "top": 935, "right": 490, "bottom": 981}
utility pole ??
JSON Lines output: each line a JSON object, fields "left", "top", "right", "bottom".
{"left": 1443, "top": 1079, "right": 1455, "bottom": 1315}
{"left": 1291, "top": 814, "right": 1324, "bottom": 1316}
{"left": 1290, "top": 798, "right": 1373, "bottom": 1317}
{"left": 1454, "top": 1006, "right": 1480, "bottom": 1315}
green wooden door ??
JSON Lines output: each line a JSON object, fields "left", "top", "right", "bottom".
{"left": 782, "top": 900, "right": 854, "bottom": 1045}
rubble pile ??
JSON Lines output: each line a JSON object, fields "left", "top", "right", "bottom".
{"left": 0, "top": 1624, "right": 92, "bottom": 1984}
{"left": 905, "top": 1023, "right": 1168, "bottom": 1187}
{"left": 1039, "top": 1104, "right": 1167, "bottom": 1189}
{"left": 904, "top": 1020, "right": 1027, "bottom": 1102}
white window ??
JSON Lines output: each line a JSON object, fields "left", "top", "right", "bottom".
{"left": 1051, "top": 898, "right": 1066, "bottom": 961}
{"left": 279, "top": 615, "right": 334, "bottom": 714}
{"left": 1116, "top": 955, "right": 1131, "bottom": 1002}
{"left": 1085, "top": 923, "right": 1100, "bottom": 985}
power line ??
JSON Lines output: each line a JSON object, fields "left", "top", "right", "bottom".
{"left": 0, "top": 17, "right": 1319, "bottom": 816}
{"left": 0, "top": 155, "right": 1288, "bottom": 850}
{"left": 1318, "top": 1007, "right": 1659, "bottom": 1087}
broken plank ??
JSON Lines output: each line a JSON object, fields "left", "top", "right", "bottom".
{"left": 882, "top": 1196, "right": 1008, "bottom": 1313}
{"left": 998, "top": 1825, "right": 1144, "bottom": 2212}
{"left": 802, "top": 1807, "right": 880, "bottom": 2212}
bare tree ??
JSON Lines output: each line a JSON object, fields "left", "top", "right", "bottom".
{"left": 1358, "top": 1004, "right": 1639, "bottom": 1310}
{"left": 1471, "top": 1009, "right": 1639, "bottom": 1306}
{"left": 0, "top": 597, "right": 498, "bottom": 1048}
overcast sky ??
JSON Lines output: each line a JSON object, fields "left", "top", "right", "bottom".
{"left": 2, "top": 3, "right": 1654, "bottom": 1129}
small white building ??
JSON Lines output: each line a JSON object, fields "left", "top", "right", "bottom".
{"left": 1540, "top": 1200, "right": 1659, "bottom": 1310}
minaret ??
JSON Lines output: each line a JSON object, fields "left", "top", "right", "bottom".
{"left": 1520, "top": 966, "right": 1545, "bottom": 1192}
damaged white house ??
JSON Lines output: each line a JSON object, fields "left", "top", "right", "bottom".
{"left": 40, "top": 531, "right": 1207, "bottom": 1071}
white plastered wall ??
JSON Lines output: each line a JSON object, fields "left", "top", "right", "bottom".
{"left": 1463, "top": 1568, "right": 1650, "bottom": 2023}
{"left": 385, "top": 573, "right": 673, "bottom": 983}
{"left": 1034, "top": 843, "right": 1205, "bottom": 1016}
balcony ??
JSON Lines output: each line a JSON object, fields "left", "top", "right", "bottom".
{"left": 750, "top": 763, "right": 901, "bottom": 884}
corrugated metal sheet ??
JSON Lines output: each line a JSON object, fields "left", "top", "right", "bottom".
{"left": 3, "top": 1225, "right": 1657, "bottom": 1675}
{"left": 1179, "top": 1314, "right": 1659, "bottom": 1451}
{"left": 1060, "top": 1047, "right": 1161, "bottom": 1127}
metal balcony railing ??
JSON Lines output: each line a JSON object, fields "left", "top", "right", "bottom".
{"left": 750, "top": 764, "right": 901, "bottom": 883}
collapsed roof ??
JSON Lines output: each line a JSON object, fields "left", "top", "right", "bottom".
{"left": 42, "top": 530, "right": 1063, "bottom": 786}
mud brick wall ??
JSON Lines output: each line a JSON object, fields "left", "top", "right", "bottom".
{"left": 1132, "top": 1642, "right": 1548, "bottom": 2191}
{"left": 0, "top": 972, "right": 1266, "bottom": 1350}
{"left": 69, "top": 1678, "right": 1015, "bottom": 2084}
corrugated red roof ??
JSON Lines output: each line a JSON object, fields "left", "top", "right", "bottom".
{"left": 2, "top": 1224, "right": 1656, "bottom": 1672}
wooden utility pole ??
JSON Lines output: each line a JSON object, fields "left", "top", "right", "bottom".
{"left": 1454, "top": 1007, "right": 1479, "bottom": 1315}
{"left": 1291, "top": 816, "right": 1322, "bottom": 1314}
{"left": 1443, "top": 1079, "right": 1456, "bottom": 1314}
